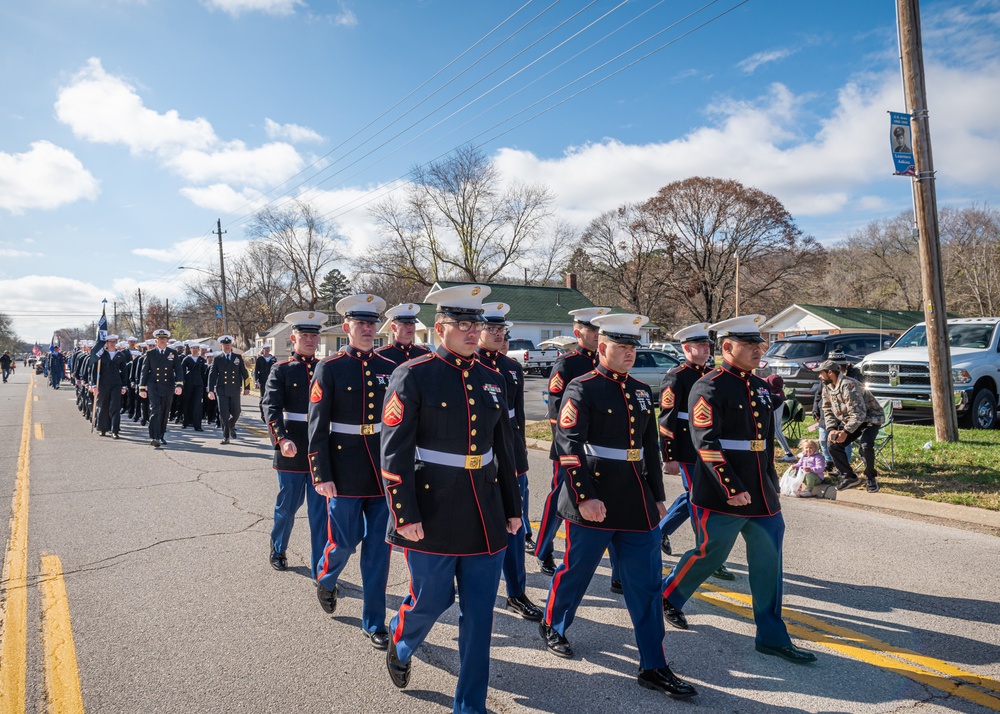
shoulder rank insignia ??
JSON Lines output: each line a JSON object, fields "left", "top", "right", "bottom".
{"left": 661, "top": 385, "right": 675, "bottom": 410}
{"left": 692, "top": 396, "right": 713, "bottom": 428}
{"left": 310, "top": 381, "right": 323, "bottom": 403}
{"left": 559, "top": 399, "right": 578, "bottom": 428}
{"left": 549, "top": 372, "right": 564, "bottom": 393}
{"left": 383, "top": 392, "right": 404, "bottom": 427}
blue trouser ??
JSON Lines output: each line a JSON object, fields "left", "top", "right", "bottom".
{"left": 502, "top": 473, "right": 530, "bottom": 597}
{"left": 534, "top": 462, "right": 563, "bottom": 562}
{"left": 270, "top": 470, "right": 328, "bottom": 578}
{"left": 391, "top": 549, "right": 505, "bottom": 714}
{"left": 316, "top": 495, "right": 391, "bottom": 634}
{"left": 657, "top": 464, "right": 694, "bottom": 536}
{"left": 544, "top": 522, "right": 666, "bottom": 670}
{"left": 662, "top": 507, "right": 791, "bottom": 648}
{"left": 50, "top": 370, "right": 61, "bottom": 388}
{"left": 818, "top": 423, "right": 851, "bottom": 464}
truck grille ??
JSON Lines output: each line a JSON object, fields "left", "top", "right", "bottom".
{"left": 862, "top": 362, "right": 930, "bottom": 388}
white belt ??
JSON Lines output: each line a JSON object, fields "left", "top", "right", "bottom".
{"left": 283, "top": 411, "right": 307, "bottom": 422}
{"left": 676, "top": 412, "right": 689, "bottom": 420}
{"left": 719, "top": 438, "right": 766, "bottom": 452}
{"left": 415, "top": 447, "right": 494, "bottom": 470}
{"left": 508, "top": 408, "right": 516, "bottom": 418}
{"left": 583, "top": 444, "right": 644, "bottom": 462}
{"left": 329, "top": 422, "right": 381, "bottom": 435}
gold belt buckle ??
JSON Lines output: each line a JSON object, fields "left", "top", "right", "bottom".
{"left": 465, "top": 454, "right": 483, "bottom": 470}
{"left": 749, "top": 440, "right": 764, "bottom": 452}
{"left": 360, "top": 424, "right": 375, "bottom": 436}
{"left": 625, "top": 449, "right": 641, "bottom": 462}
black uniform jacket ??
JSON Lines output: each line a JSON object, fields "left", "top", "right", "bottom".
{"left": 688, "top": 361, "right": 781, "bottom": 518}
{"left": 182, "top": 355, "right": 207, "bottom": 387}
{"left": 307, "top": 346, "right": 396, "bottom": 495}
{"left": 263, "top": 353, "right": 317, "bottom": 473}
{"left": 380, "top": 345, "right": 521, "bottom": 556}
{"left": 658, "top": 361, "right": 709, "bottom": 465}
{"left": 477, "top": 348, "right": 529, "bottom": 475}
{"left": 208, "top": 352, "right": 249, "bottom": 396}
{"left": 254, "top": 354, "right": 276, "bottom": 386}
{"left": 545, "top": 346, "right": 598, "bottom": 459}
{"left": 139, "top": 348, "right": 184, "bottom": 394}
{"left": 554, "top": 365, "right": 664, "bottom": 532}
{"left": 89, "top": 349, "right": 129, "bottom": 392}
{"left": 129, "top": 351, "right": 144, "bottom": 386}
{"left": 375, "top": 341, "right": 431, "bottom": 366}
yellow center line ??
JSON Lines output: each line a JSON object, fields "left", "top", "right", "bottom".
{"left": 34, "top": 424, "right": 44, "bottom": 440}
{"left": 0, "top": 376, "right": 33, "bottom": 713}
{"left": 39, "top": 555, "right": 85, "bottom": 714}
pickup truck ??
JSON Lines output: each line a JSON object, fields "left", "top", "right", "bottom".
{"left": 859, "top": 317, "right": 1000, "bottom": 429}
{"left": 508, "top": 338, "right": 561, "bottom": 376}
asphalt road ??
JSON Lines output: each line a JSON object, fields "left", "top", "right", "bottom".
{"left": 2, "top": 370, "right": 1000, "bottom": 713}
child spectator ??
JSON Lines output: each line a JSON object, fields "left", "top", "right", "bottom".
{"left": 793, "top": 439, "right": 826, "bottom": 497}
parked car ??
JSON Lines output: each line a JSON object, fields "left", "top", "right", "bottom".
{"left": 630, "top": 349, "right": 681, "bottom": 399}
{"left": 860, "top": 317, "right": 1000, "bottom": 429}
{"left": 507, "top": 338, "right": 561, "bottom": 376}
{"left": 758, "top": 333, "right": 895, "bottom": 407}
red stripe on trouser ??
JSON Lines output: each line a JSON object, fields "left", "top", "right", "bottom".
{"left": 662, "top": 505, "right": 710, "bottom": 600}
{"left": 393, "top": 549, "right": 416, "bottom": 643}
{"left": 317, "top": 499, "right": 337, "bottom": 579}
{"left": 535, "top": 462, "right": 560, "bottom": 556}
{"left": 544, "top": 523, "right": 572, "bottom": 625}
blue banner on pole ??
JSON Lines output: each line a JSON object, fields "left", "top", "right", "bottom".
{"left": 215, "top": 305, "right": 223, "bottom": 319}
{"left": 890, "top": 111, "right": 915, "bottom": 176}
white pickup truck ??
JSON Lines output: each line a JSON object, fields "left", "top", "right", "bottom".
{"left": 508, "top": 338, "right": 561, "bottom": 376}
{"left": 859, "top": 317, "right": 1000, "bottom": 429}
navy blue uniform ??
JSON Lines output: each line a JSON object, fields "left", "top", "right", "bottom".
{"left": 263, "top": 352, "right": 326, "bottom": 577}
{"left": 90, "top": 348, "right": 130, "bottom": 435}
{"left": 181, "top": 355, "right": 207, "bottom": 429}
{"left": 139, "top": 348, "right": 184, "bottom": 441}
{"left": 254, "top": 353, "right": 277, "bottom": 421}
{"left": 48, "top": 351, "right": 66, "bottom": 388}
{"left": 307, "top": 346, "right": 396, "bottom": 635}
{"left": 657, "top": 361, "right": 709, "bottom": 536}
{"left": 375, "top": 340, "right": 430, "bottom": 367}
{"left": 208, "top": 351, "right": 249, "bottom": 440}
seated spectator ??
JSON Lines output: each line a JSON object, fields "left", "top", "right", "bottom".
{"left": 765, "top": 373, "right": 796, "bottom": 463}
{"left": 817, "top": 360, "right": 884, "bottom": 493}
{"left": 792, "top": 439, "right": 826, "bottom": 497}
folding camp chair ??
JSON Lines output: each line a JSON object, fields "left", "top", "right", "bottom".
{"left": 782, "top": 388, "right": 805, "bottom": 441}
{"left": 872, "top": 399, "right": 895, "bottom": 471}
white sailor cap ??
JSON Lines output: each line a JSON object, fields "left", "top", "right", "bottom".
{"left": 427, "top": 285, "right": 490, "bottom": 320}
{"left": 260, "top": 343, "right": 271, "bottom": 350}
{"left": 105, "top": 334, "right": 119, "bottom": 341}
{"left": 125, "top": 336, "right": 137, "bottom": 342}
{"left": 482, "top": 302, "right": 512, "bottom": 326}
{"left": 591, "top": 313, "right": 648, "bottom": 347}
{"left": 384, "top": 303, "right": 421, "bottom": 324}
{"left": 145, "top": 339, "right": 156, "bottom": 346}
{"left": 284, "top": 310, "right": 328, "bottom": 334}
{"left": 218, "top": 335, "right": 234, "bottom": 344}
{"left": 710, "top": 314, "right": 767, "bottom": 343}
{"left": 569, "top": 306, "right": 613, "bottom": 328}
{"left": 673, "top": 323, "right": 713, "bottom": 344}
{"left": 188, "top": 342, "right": 203, "bottom": 350}
{"left": 152, "top": 328, "right": 170, "bottom": 339}
{"left": 336, "top": 294, "right": 386, "bottom": 323}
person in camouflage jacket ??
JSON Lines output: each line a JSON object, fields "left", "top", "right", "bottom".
{"left": 817, "top": 360, "right": 884, "bottom": 493}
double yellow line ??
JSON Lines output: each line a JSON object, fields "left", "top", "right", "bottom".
{"left": 0, "top": 377, "right": 85, "bottom": 714}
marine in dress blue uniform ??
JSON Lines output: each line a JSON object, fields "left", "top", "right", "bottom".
{"left": 208, "top": 335, "right": 250, "bottom": 444}
{"left": 476, "top": 302, "right": 543, "bottom": 622}
{"left": 138, "top": 329, "right": 184, "bottom": 447}
{"left": 375, "top": 303, "right": 431, "bottom": 366}
{"left": 661, "top": 315, "right": 817, "bottom": 664}
{"left": 541, "top": 314, "right": 697, "bottom": 699}
{"left": 307, "top": 295, "right": 397, "bottom": 650}
{"left": 263, "top": 311, "right": 329, "bottom": 577}
{"left": 380, "top": 285, "right": 522, "bottom": 714}
{"left": 535, "top": 306, "right": 612, "bottom": 576}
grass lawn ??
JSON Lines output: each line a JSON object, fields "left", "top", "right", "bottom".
{"left": 525, "top": 416, "right": 1000, "bottom": 511}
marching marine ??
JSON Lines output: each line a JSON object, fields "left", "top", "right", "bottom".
{"left": 375, "top": 303, "right": 431, "bottom": 366}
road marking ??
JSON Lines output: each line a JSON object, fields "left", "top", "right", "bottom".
{"left": 0, "top": 376, "right": 32, "bottom": 713}
{"left": 695, "top": 585, "right": 1000, "bottom": 711}
{"left": 39, "top": 555, "right": 85, "bottom": 714}
{"left": 34, "top": 423, "right": 44, "bottom": 440}
{"left": 33, "top": 395, "right": 38, "bottom": 402}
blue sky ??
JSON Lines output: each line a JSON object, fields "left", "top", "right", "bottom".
{"left": 2, "top": 0, "right": 998, "bottom": 342}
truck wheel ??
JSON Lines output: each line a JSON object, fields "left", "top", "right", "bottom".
{"left": 960, "top": 388, "right": 997, "bottom": 430}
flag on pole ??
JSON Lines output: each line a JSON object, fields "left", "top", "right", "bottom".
{"left": 32, "top": 343, "right": 41, "bottom": 357}
{"left": 91, "top": 306, "right": 109, "bottom": 364}
{"left": 890, "top": 111, "right": 915, "bottom": 176}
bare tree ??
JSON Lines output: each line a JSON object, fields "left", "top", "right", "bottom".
{"left": 522, "top": 220, "right": 578, "bottom": 285}
{"left": 942, "top": 204, "right": 1000, "bottom": 317}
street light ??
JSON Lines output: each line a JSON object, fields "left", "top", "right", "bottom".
{"left": 179, "top": 266, "right": 228, "bottom": 334}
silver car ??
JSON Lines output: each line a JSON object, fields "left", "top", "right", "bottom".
{"left": 630, "top": 349, "right": 680, "bottom": 399}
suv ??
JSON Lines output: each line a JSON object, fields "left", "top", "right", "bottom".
{"left": 630, "top": 349, "right": 680, "bottom": 399}
{"left": 759, "top": 333, "right": 894, "bottom": 407}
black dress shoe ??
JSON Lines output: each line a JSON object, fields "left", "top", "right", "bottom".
{"left": 100, "top": 431, "right": 107, "bottom": 437}
{"left": 506, "top": 594, "right": 543, "bottom": 621}
{"left": 538, "top": 555, "right": 557, "bottom": 576}
{"left": 269, "top": 548, "right": 287, "bottom": 571}
{"left": 112, "top": 432, "right": 119, "bottom": 439}
{"left": 711, "top": 564, "right": 737, "bottom": 581}
{"left": 159, "top": 437, "right": 167, "bottom": 444}
{"left": 386, "top": 637, "right": 411, "bottom": 688}
{"left": 610, "top": 580, "right": 623, "bottom": 594}
{"left": 539, "top": 622, "right": 573, "bottom": 659}
{"left": 524, "top": 536, "right": 536, "bottom": 553}
{"left": 637, "top": 667, "right": 698, "bottom": 699}
{"left": 755, "top": 643, "right": 817, "bottom": 664}
{"left": 150, "top": 439, "right": 160, "bottom": 448}
{"left": 661, "top": 532, "right": 672, "bottom": 556}
{"left": 194, "top": 428, "right": 204, "bottom": 432}
{"left": 317, "top": 582, "right": 337, "bottom": 614}
{"left": 364, "top": 629, "right": 390, "bottom": 651}
{"left": 663, "top": 600, "right": 688, "bottom": 630}
{"left": 220, "top": 438, "right": 230, "bottom": 445}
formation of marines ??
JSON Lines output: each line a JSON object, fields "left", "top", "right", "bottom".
{"left": 58, "top": 289, "right": 817, "bottom": 713}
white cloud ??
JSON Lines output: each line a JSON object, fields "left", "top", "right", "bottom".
{"left": 737, "top": 48, "right": 795, "bottom": 74}
{"left": 0, "top": 249, "right": 41, "bottom": 257}
{"left": 204, "top": 0, "right": 303, "bottom": 16}
{"left": 264, "top": 118, "right": 325, "bottom": 143}
{"left": 0, "top": 275, "right": 108, "bottom": 342}
{"left": 0, "top": 140, "right": 100, "bottom": 214}
{"left": 167, "top": 142, "right": 303, "bottom": 187}
{"left": 333, "top": 4, "right": 357, "bottom": 27}
{"left": 179, "top": 184, "right": 265, "bottom": 213}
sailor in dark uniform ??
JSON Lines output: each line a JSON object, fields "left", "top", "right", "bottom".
{"left": 254, "top": 344, "right": 277, "bottom": 421}
{"left": 208, "top": 335, "right": 250, "bottom": 444}
{"left": 375, "top": 303, "right": 431, "bottom": 366}
{"left": 181, "top": 343, "right": 208, "bottom": 430}
{"left": 476, "top": 302, "right": 543, "bottom": 622}
{"left": 540, "top": 313, "right": 697, "bottom": 699}
{"left": 48, "top": 345, "right": 66, "bottom": 389}
{"left": 89, "top": 334, "right": 130, "bottom": 438}
{"left": 203, "top": 352, "right": 220, "bottom": 427}
{"left": 535, "top": 306, "right": 612, "bottom": 576}
{"left": 380, "top": 284, "right": 521, "bottom": 714}
{"left": 308, "top": 295, "right": 397, "bottom": 650}
{"left": 263, "top": 311, "right": 329, "bottom": 576}
{"left": 661, "top": 315, "right": 817, "bottom": 664}
{"left": 657, "top": 323, "right": 736, "bottom": 595}
{"left": 138, "top": 329, "right": 184, "bottom": 448}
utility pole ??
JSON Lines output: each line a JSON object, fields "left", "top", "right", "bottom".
{"left": 137, "top": 288, "right": 145, "bottom": 339}
{"left": 897, "top": 0, "right": 958, "bottom": 442}
{"left": 165, "top": 298, "right": 170, "bottom": 333}
{"left": 734, "top": 254, "right": 741, "bottom": 317}
{"left": 113, "top": 301, "right": 118, "bottom": 334}
{"left": 216, "top": 219, "right": 229, "bottom": 336}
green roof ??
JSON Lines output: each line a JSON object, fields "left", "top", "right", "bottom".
{"left": 796, "top": 304, "right": 941, "bottom": 332}
{"left": 430, "top": 282, "right": 596, "bottom": 324}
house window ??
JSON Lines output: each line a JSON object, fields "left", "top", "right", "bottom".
{"left": 540, "top": 329, "right": 551, "bottom": 341}
{"left": 336, "top": 336, "right": 349, "bottom": 350}
{"left": 373, "top": 338, "right": 384, "bottom": 348}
